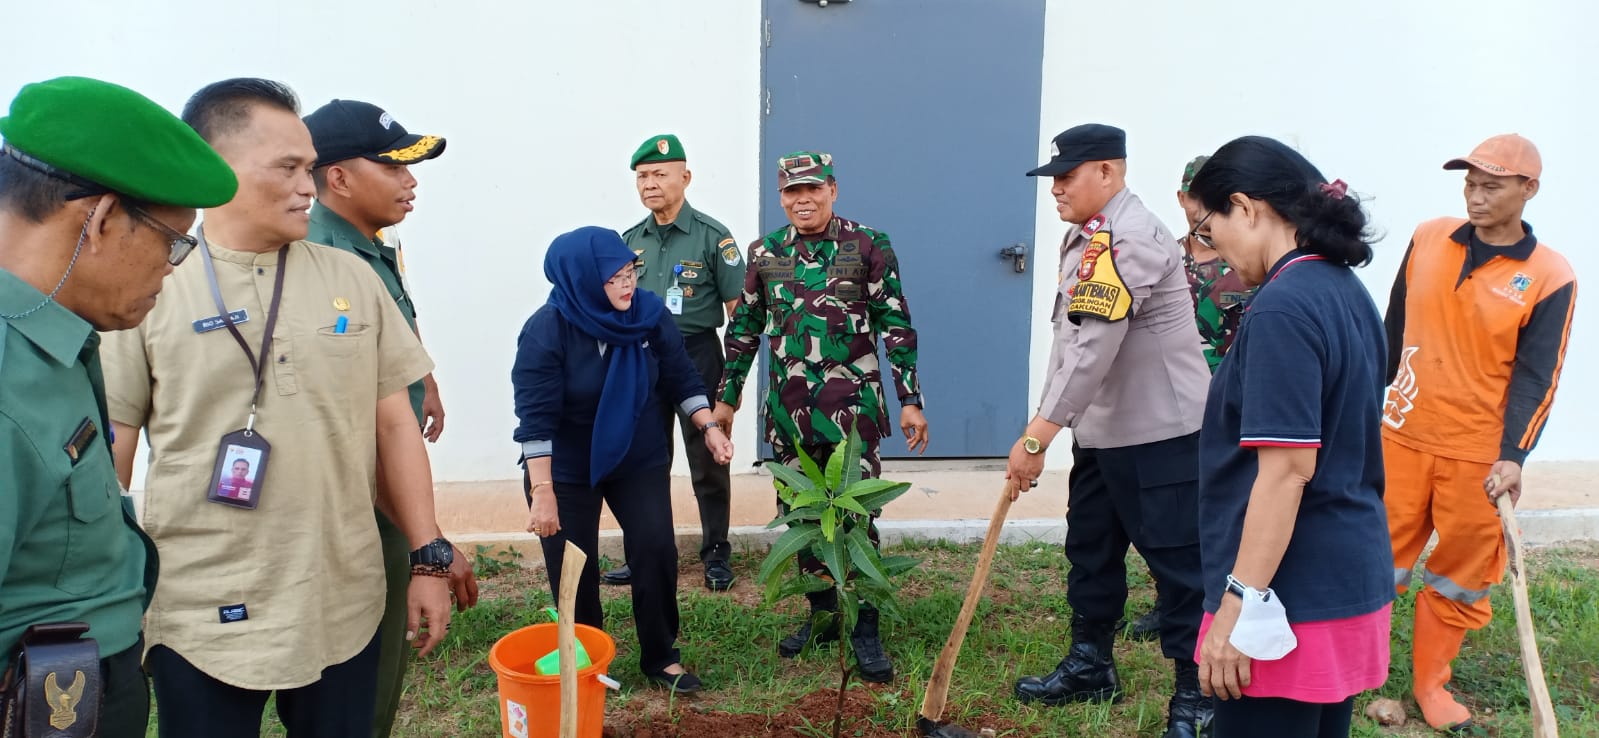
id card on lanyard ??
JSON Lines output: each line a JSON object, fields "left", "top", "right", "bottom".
{"left": 197, "top": 227, "right": 287, "bottom": 510}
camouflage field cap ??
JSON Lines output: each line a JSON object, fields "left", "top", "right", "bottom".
{"left": 1180, "top": 154, "right": 1210, "bottom": 193}
{"left": 778, "top": 151, "right": 833, "bottom": 189}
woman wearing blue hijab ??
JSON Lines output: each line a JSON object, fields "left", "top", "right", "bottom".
{"left": 513, "top": 226, "right": 733, "bottom": 692}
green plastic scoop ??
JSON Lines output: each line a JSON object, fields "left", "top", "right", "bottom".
{"left": 534, "top": 607, "right": 592, "bottom": 675}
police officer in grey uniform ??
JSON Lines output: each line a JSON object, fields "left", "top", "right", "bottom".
{"left": 1007, "top": 124, "right": 1213, "bottom": 738}
{"left": 602, "top": 134, "right": 744, "bottom": 591}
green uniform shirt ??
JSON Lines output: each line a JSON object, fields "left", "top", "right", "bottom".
{"left": 0, "top": 269, "right": 156, "bottom": 670}
{"left": 306, "top": 203, "right": 426, "bottom": 424}
{"left": 718, "top": 216, "right": 920, "bottom": 448}
{"left": 622, "top": 201, "right": 744, "bottom": 336}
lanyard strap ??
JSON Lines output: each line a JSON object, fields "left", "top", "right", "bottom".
{"left": 197, "top": 226, "right": 288, "bottom": 433}
{"left": 1266, "top": 254, "right": 1326, "bottom": 284}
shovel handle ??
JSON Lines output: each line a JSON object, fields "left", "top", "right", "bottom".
{"left": 558, "top": 541, "right": 587, "bottom": 738}
{"left": 1495, "top": 490, "right": 1559, "bottom": 737}
{"left": 919, "top": 483, "right": 1015, "bottom": 723}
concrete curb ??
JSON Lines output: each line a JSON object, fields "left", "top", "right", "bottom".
{"left": 452, "top": 508, "right": 1599, "bottom": 569}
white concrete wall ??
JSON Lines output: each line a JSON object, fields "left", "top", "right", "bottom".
{"left": 3, "top": 0, "right": 766, "bottom": 483}
{"left": 6, "top": 0, "right": 1595, "bottom": 489}
{"left": 1031, "top": 0, "right": 1599, "bottom": 466}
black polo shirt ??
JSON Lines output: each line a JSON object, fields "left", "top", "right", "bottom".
{"left": 1198, "top": 251, "right": 1395, "bottom": 622}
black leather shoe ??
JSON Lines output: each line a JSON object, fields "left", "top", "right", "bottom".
{"left": 1163, "top": 661, "right": 1213, "bottom": 738}
{"left": 645, "top": 667, "right": 702, "bottom": 694}
{"left": 1014, "top": 642, "right": 1121, "bottom": 706}
{"left": 849, "top": 607, "right": 894, "bottom": 683}
{"left": 600, "top": 563, "right": 631, "bottom": 586}
{"left": 1124, "top": 608, "right": 1160, "bottom": 642}
{"left": 704, "top": 561, "right": 735, "bottom": 591}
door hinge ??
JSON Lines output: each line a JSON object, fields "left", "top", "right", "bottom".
{"left": 763, "top": 18, "right": 771, "bottom": 48}
{"left": 764, "top": 88, "right": 771, "bottom": 117}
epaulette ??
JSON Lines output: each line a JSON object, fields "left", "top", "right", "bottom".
{"left": 692, "top": 208, "right": 732, "bottom": 238}
{"left": 620, "top": 216, "right": 651, "bottom": 240}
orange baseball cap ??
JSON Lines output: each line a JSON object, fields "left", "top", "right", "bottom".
{"left": 1443, "top": 133, "right": 1541, "bottom": 179}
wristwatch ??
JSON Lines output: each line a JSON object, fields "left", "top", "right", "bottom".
{"left": 1225, "top": 574, "right": 1267, "bottom": 601}
{"left": 1022, "top": 436, "right": 1045, "bottom": 454}
{"left": 900, "top": 393, "right": 923, "bottom": 408}
{"left": 409, "top": 537, "right": 455, "bottom": 574}
{"left": 701, "top": 420, "right": 721, "bottom": 433}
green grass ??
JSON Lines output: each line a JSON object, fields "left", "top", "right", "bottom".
{"left": 158, "top": 543, "right": 1599, "bottom": 737}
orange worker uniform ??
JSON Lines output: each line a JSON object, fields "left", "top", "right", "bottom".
{"left": 1382, "top": 135, "right": 1577, "bottom": 730}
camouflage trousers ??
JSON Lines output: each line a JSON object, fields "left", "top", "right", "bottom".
{"left": 772, "top": 439, "right": 882, "bottom": 578}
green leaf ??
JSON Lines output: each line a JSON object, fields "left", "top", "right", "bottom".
{"left": 764, "top": 461, "right": 816, "bottom": 497}
{"left": 795, "top": 444, "right": 826, "bottom": 487}
{"left": 771, "top": 572, "right": 833, "bottom": 601}
{"left": 878, "top": 554, "right": 922, "bottom": 578}
{"left": 760, "top": 556, "right": 797, "bottom": 605}
{"left": 766, "top": 507, "right": 819, "bottom": 529}
{"left": 840, "top": 586, "right": 860, "bottom": 639}
{"left": 824, "top": 443, "right": 844, "bottom": 492}
{"left": 820, "top": 506, "right": 837, "bottom": 542}
{"left": 817, "top": 536, "right": 849, "bottom": 591}
{"left": 841, "top": 425, "right": 864, "bottom": 490}
{"left": 854, "top": 577, "right": 897, "bottom": 605}
{"left": 839, "top": 478, "right": 902, "bottom": 500}
{"left": 757, "top": 524, "right": 822, "bottom": 585}
{"left": 851, "top": 480, "right": 913, "bottom": 512}
{"left": 790, "top": 489, "right": 830, "bottom": 510}
{"left": 832, "top": 494, "right": 871, "bottom": 517}
{"left": 845, "top": 527, "right": 891, "bottom": 588}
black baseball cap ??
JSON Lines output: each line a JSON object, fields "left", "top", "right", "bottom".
{"left": 1027, "top": 123, "right": 1126, "bottom": 177}
{"left": 303, "top": 99, "right": 445, "bottom": 168}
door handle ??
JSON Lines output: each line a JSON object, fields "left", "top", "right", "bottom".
{"left": 998, "top": 243, "right": 1028, "bottom": 273}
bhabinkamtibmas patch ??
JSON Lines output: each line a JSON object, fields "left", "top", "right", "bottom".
{"left": 1067, "top": 216, "right": 1132, "bottom": 323}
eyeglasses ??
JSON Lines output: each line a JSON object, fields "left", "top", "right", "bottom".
{"left": 606, "top": 267, "right": 639, "bottom": 287}
{"left": 1187, "top": 211, "right": 1217, "bottom": 251}
{"left": 126, "top": 203, "right": 199, "bottom": 266}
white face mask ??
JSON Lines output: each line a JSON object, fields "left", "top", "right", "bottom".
{"left": 1227, "top": 578, "right": 1298, "bottom": 661}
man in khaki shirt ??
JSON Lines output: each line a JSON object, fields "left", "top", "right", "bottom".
{"left": 1007, "top": 125, "right": 1212, "bottom": 738}
{"left": 102, "top": 78, "right": 453, "bottom": 737}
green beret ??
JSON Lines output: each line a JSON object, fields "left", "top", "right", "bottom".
{"left": 630, "top": 134, "right": 686, "bottom": 169}
{"left": 0, "top": 76, "right": 237, "bottom": 208}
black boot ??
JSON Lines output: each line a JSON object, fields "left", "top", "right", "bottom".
{"left": 1162, "top": 660, "right": 1214, "bottom": 738}
{"left": 777, "top": 589, "right": 839, "bottom": 658}
{"left": 849, "top": 606, "right": 894, "bottom": 683}
{"left": 1014, "top": 617, "right": 1120, "bottom": 706}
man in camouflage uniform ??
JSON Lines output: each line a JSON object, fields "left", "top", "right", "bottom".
{"left": 714, "top": 151, "right": 928, "bottom": 683}
{"left": 1177, "top": 155, "right": 1249, "bottom": 371}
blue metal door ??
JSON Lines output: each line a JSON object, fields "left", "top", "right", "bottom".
{"left": 760, "top": 0, "right": 1046, "bottom": 458}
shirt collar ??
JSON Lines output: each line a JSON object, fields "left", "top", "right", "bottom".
{"left": 1066, "top": 188, "right": 1132, "bottom": 247}
{"left": 644, "top": 201, "right": 697, "bottom": 237}
{"left": 309, "top": 202, "right": 385, "bottom": 258}
{"left": 1262, "top": 249, "right": 1324, "bottom": 284}
{"left": 0, "top": 268, "right": 95, "bottom": 367}
{"left": 1449, "top": 220, "right": 1538, "bottom": 261}
{"left": 782, "top": 216, "right": 842, "bottom": 247}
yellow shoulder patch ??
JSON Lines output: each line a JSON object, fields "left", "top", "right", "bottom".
{"left": 1067, "top": 229, "right": 1132, "bottom": 323}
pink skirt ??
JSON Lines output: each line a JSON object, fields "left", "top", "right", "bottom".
{"left": 1195, "top": 603, "right": 1391, "bottom": 703}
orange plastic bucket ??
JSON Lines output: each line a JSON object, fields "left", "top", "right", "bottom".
{"left": 489, "top": 623, "right": 617, "bottom": 738}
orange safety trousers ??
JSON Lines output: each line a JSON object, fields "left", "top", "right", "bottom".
{"left": 1384, "top": 437, "right": 1507, "bottom": 629}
